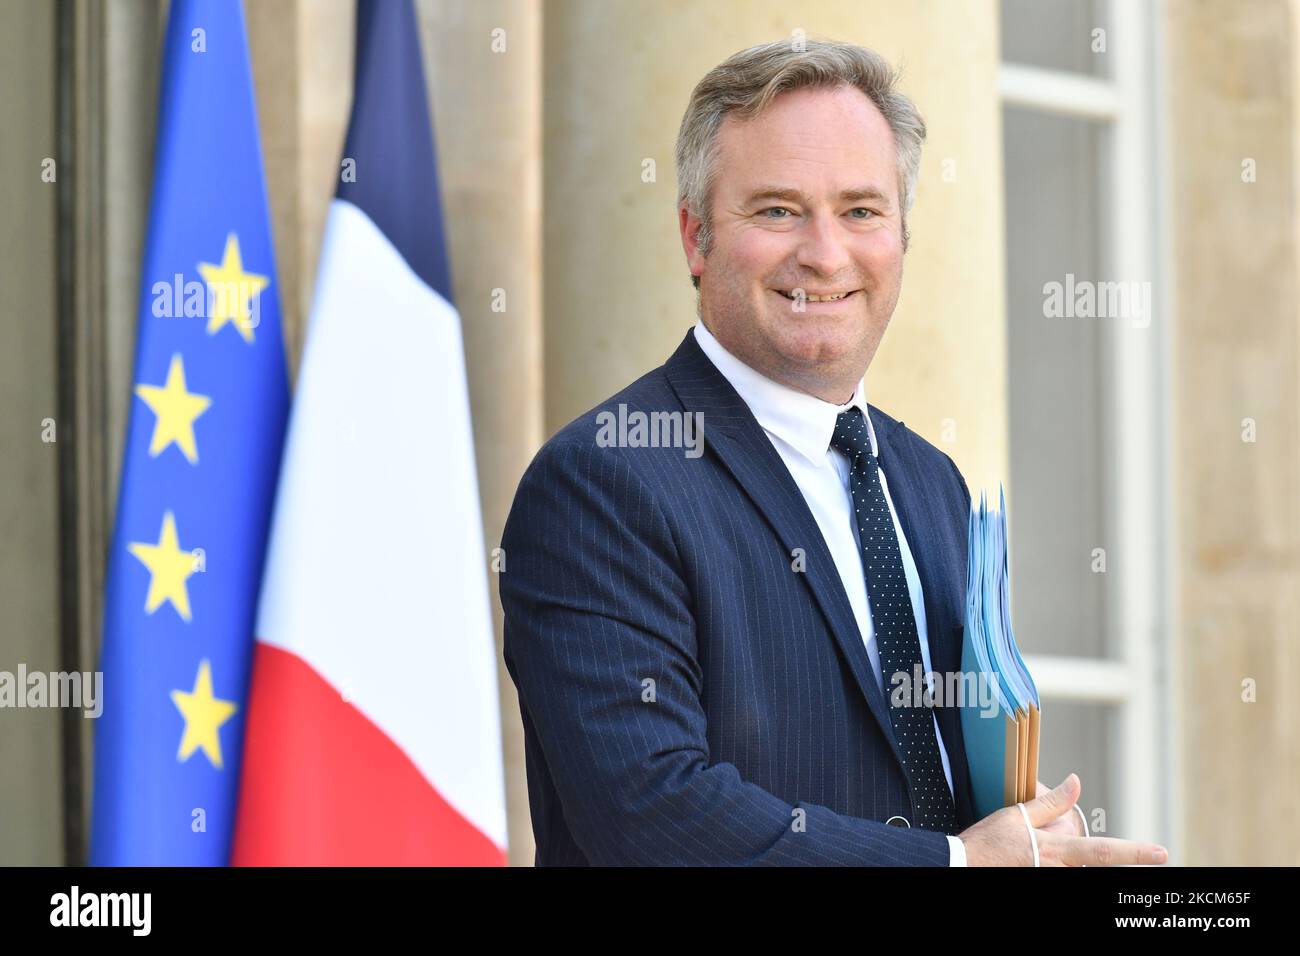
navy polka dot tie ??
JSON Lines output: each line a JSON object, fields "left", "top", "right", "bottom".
{"left": 830, "top": 407, "right": 957, "bottom": 834}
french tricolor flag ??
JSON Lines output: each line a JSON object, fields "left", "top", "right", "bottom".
{"left": 232, "top": 0, "right": 507, "bottom": 865}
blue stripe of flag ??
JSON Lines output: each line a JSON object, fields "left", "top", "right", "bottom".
{"left": 337, "top": 0, "right": 454, "bottom": 302}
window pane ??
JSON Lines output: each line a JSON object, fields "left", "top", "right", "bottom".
{"left": 1003, "top": 106, "right": 1113, "bottom": 659}
{"left": 1035, "top": 701, "right": 1120, "bottom": 838}
{"left": 1000, "top": 0, "right": 1111, "bottom": 77}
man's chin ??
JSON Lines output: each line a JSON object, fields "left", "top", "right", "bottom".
{"left": 771, "top": 334, "right": 863, "bottom": 378}
{"left": 763, "top": 308, "right": 864, "bottom": 358}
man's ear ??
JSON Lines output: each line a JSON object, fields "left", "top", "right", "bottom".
{"left": 679, "top": 203, "right": 705, "bottom": 283}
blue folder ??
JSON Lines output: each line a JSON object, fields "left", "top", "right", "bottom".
{"left": 959, "top": 486, "right": 1040, "bottom": 819}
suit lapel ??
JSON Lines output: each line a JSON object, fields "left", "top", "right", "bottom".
{"left": 662, "top": 331, "right": 908, "bottom": 776}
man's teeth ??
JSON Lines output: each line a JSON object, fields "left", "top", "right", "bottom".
{"left": 781, "top": 290, "right": 852, "bottom": 301}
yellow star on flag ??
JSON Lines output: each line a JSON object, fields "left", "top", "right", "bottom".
{"left": 197, "top": 232, "right": 269, "bottom": 344}
{"left": 171, "top": 659, "right": 238, "bottom": 768}
{"left": 127, "top": 511, "right": 199, "bottom": 621}
{"left": 133, "top": 353, "right": 212, "bottom": 464}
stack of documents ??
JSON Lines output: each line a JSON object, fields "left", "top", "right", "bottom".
{"left": 959, "top": 486, "right": 1041, "bottom": 819}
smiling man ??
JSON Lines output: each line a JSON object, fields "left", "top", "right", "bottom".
{"left": 500, "top": 38, "right": 1168, "bottom": 868}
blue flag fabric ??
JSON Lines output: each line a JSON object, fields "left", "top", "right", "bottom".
{"left": 336, "top": 0, "right": 454, "bottom": 300}
{"left": 90, "top": 0, "right": 288, "bottom": 865}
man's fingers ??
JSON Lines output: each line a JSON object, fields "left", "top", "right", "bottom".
{"left": 1039, "top": 815, "right": 1078, "bottom": 837}
{"left": 1050, "top": 834, "right": 1168, "bottom": 867}
{"left": 1026, "top": 772, "right": 1080, "bottom": 827}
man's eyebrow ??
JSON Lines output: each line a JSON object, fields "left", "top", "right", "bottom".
{"left": 743, "top": 186, "right": 893, "bottom": 206}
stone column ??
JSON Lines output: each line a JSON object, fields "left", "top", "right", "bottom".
{"left": 1167, "top": 0, "right": 1300, "bottom": 866}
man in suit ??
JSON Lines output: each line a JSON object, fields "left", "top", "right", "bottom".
{"left": 500, "top": 38, "right": 1169, "bottom": 867}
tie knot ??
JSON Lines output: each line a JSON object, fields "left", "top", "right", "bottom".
{"left": 830, "top": 407, "right": 874, "bottom": 461}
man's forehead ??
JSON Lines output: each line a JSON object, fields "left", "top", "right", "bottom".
{"left": 737, "top": 184, "right": 895, "bottom": 207}
{"left": 712, "top": 89, "right": 897, "bottom": 175}
{"left": 714, "top": 130, "right": 899, "bottom": 206}
{"left": 718, "top": 85, "right": 891, "bottom": 137}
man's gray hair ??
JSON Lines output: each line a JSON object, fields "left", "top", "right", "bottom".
{"left": 675, "top": 38, "right": 927, "bottom": 288}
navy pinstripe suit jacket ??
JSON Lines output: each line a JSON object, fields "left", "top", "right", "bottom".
{"left": 500, "top": 329, "right": 978, "bottom": 865}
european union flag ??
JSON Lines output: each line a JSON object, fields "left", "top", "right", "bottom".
{"left": 90, "top": 0, "right": 288, "bottom": 865}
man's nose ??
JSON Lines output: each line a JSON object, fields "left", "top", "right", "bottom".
{"left": 794, "top": 213, "right": 852, "bottom": 278}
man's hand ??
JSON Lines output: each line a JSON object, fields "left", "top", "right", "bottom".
{"left": 958, "top": 774, "right": 1169, "bottom": 866}
{"left": 1035, "top": 778, "right": 1084, "bottom": 837}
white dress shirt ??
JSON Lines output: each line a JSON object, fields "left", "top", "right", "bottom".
{"left": 693, "top": 321, "right": 967, "bottom": 866}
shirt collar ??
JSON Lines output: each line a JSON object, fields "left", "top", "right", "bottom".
{"left": 693, "top": 320, "right": 877, "bottom": 465}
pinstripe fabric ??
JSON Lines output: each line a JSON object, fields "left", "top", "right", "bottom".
{"left": 500, "top": 330, "right": 977, "bottom": 866}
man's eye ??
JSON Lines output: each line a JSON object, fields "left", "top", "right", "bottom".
{"left": 761, "top": 207, "right": 793, "bottom": 219}
{"left": 849, "top": 208, "right": 877, "bottom": 219}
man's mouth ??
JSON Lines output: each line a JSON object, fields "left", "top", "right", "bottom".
{"left": 774, "top": 289, "right": 860, "bottom": 303}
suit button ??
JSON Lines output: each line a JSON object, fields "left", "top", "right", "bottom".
{"left": 885, "top": 815, "right": 911, "bottom": 828}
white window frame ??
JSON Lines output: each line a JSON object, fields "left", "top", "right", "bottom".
{"left": 998, "top": 0, "right": 1177, "bottom": 860}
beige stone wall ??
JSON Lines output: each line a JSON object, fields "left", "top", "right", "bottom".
{"left": 1167, "top": 0, "right": 1300, "bottom": 866}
